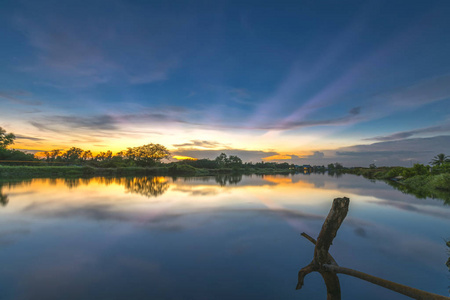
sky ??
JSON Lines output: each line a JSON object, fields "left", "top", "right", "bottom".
{"left": 0, "top": 0, "right": 450, "bottom": 166}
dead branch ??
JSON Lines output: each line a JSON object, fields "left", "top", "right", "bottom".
{"left": 296, "top": 197, "right": 349, "bottom": 300}
{"left": 296, "top": 197, "right": 450, "bottom": 300}
{"left": 323, "top": 264, "right": 449, "bottom": 300}
{"left": 314, "top": 197, "right": 349, "bottom": 268}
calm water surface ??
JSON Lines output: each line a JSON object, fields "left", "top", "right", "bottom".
{"left": 0, "top": 174, "right": 449, "bottom": 300}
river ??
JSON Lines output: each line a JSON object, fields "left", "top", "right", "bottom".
{"left": 0, "top": 173, "right": 449, "bottom": 299}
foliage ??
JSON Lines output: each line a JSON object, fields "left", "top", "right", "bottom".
{"left": 430, "top": 153, "right": 450, "bottom": 166}
{"left": 168, "top": 163, "right": 198, "bottom": 175}
{"left": 215, "top": 153, "right": 228, "bottom": 167}
{"left": 0, "top": 127, "right": 15, "bottom": 149}
{"left": 328, "top": 163, "right": 344, "bottom": 170}
{"left": 184, "top": 159, "right": 217, "bottom": 169}
{"left": 431, "top": 162, "right": 450, "bottom": 175}
{"left": 63, "top": 147, "right": 84, "bottom": 163}
{"left": 0, "top": 148, "right": 37, "bottom": 163}
{"left": 126, "top": 144, "right": 170, "bottom": 167}
{"left": 0, "top": 165, "right": 170, "bottom": 178}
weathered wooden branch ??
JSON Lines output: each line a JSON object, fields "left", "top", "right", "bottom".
{"left": 323, "top": 264, "right": 450, "bottom": 300}
{"left": 314, "top": 197, "right": 349, "bottom": 268}
{"left": 296, "top": 197, "right": 349, "bottom": 300}
{"left": 296, "top": 197, "right": 450, "bottom": 300}
{"left": 301, "top": 232, "right": 338, "bottom": 267}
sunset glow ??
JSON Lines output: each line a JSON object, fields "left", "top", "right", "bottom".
{"left": 0, "top": 1, "right": 449, "bottom": 166}
{"left": 172, "top": 156, "right": 198, "bottom": 161}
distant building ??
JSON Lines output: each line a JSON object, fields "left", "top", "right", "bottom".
{"left": 293, "top": 164, "right": 313, "bottom": 173}
{"left": 302, "top": 165, "right": 312, "bottom": 173}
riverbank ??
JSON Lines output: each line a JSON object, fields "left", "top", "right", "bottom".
{"left": 344, "top": 167, "right": 450, "bottom": 203}
{"left": 0, "top": 165, "right": 295, "bottom": 178}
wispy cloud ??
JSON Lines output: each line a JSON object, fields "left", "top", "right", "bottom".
{"left": 31, "top": 115, "right": 118, "bottom": 132}
{"left": 365, "top": 122, "right": 450, "bottom": 141}
{"left": 330, "top": 135, "right": 450, "bottom": 166}
{"left": 13, "top": 5, "right": 183, "bottom": 87}
{"left": 336, "top": 150, "right": 418, "bottom": 157}
{"left": 28, "top": 105, "right": 192, "bottom": 134}
{"left": 374, "top": 74, "right": 450, "bottom": 108}
{"left": 15, "top": 134, "right": 45, "bottom": 141}
{"left": 171, "top": 136, "right": 450, "bottom": 167}
{"left": 254, "top": 107, "right": 363, "bottom": 130}
{"left": 172, "top": 149, "right": 279, "bottom": 162}
{"left": 0, "top": 90, "right": 41, "bottom": 105}
{"left": 173, "top": 140, "right": 229, "bottom": 149}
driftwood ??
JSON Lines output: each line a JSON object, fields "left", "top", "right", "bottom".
{"left": 296, "top": 197, "right": 450, "bottom": 300}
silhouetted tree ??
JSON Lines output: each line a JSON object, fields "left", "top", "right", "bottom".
{"left": 126, "top": 144, "right": 170, "bottom": 166}
{"left": 63, "top": 147, "right": 84, "bottom": 163}
{"left": 430, "top": 153, "right": 449, "bottom": 166}
{"left": 228, "top": 155, "right": 243, "bottom": 167}
{"left": 0, "top": 127, "right": 15, "bottom": 149}
{"left": 334, "top": 162, "right": 343, "bottom": 170}
{"left": 50, "top": 149, "right": 61, "bottom": 161}
{"left": 81, "top": 150, "right": 93, "bottom": 161}
{"left": 215, "top": 153, "right": 228, "bottom": 167}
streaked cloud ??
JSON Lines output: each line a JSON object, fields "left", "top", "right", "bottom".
{"left": 0, "top": 90, "right": 41, "bottom": 105}
{"left": 375, "top": 74, "right": 450, "bottom": 108}
{"left": 31, "top": 115, "right": 118, "bottom": 132}
{"left": 172, "top": 149, "right": 279, "bottom": 162}
{"left": 328, "top": 135, "right": 450, "bottom": 166}
{"left": 173, "top": 140, "right": 229, "bottom": 149}
{"left": 365, "top": 122, "right": 450, "bottom": 141}
{"left": 12, "top": 3, "right": 184, "bottom": 87}
{"left": 15, "top": 134, "right": 45, "bottom": 141}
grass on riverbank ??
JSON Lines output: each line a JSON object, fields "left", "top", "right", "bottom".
{"left": 344, "top": 166, "right": 450, "bottom": 204}
{"left": 0, "top": 165, "right": 295, "bottom": 179}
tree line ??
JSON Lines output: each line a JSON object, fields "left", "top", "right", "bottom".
{"left": 2, "top": 126, "right": 450, "bottom": 172}
{"left": 0, "top": 127, "right": 303, "bottom": 170}
{"left": 39, "top": 144, "right": 170, "bottom": 167}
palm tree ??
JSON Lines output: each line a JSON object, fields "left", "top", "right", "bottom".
{"left": 430, "top": 153, "right": 449, "bottom": 166}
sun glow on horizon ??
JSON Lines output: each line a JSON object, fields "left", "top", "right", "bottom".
{"left": 172, "top": 155, "right": 198, "bottom": 160}
{"left": 262, "top": 154, "right": 292, "bottom": 160}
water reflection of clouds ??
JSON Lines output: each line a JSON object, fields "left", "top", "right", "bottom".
{"left": 171, "top": 186, "right": 220, "bottom": 196}
{"left": 3, "top": 174, "right": 450, "bottom": 221}
{"left": 0, "top": 228, "right": 30, "bottom": 247}
{"left": 351, "top": 223, "right": 448, "bottom": 273}
{"left": 15, "top": 194, "right": 378, "bottom": 237}
{"left": 368, "top": 200, "right": 450, "bottom": 220}
{"left": 1, "top": 174, "right": 449, "bottom": 299}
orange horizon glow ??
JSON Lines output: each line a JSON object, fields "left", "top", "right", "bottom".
{"left": 262, "top": 154, "right": 292, "bottom": 160}
{"left": 172, "top": 155, "right": 198, "bottom": 160}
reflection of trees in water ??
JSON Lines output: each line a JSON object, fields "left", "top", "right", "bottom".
{"left": 0, "top": 177, "right": 171, "bottom": 202}
{"left": 64, "top": 178, "right": 83, "bottom": 189}
{"left": 177, "top": 176, "right": 214, "bottom": 183}
{"left": 385, "top": 180, "right": 450, "bottom": 205}
{"left": 57, "top": 177, "right": 171, "bottom": 198}
{"left": 124, "top": 177, "right": 170, "bottom": 198}
{"left": 327, "top": 171, "right": 343, "bottom": 178}
{"left": 0, "top": 182, "right": 12, "bottom": 207}
{"left": 175, "top": 175, "right": 242, "bottom": 187}
{"left": 0, "top": 187, "right": 8, "bottom": 207}
{"left": 215, "top": 174, "right": 242, "bottom": 186}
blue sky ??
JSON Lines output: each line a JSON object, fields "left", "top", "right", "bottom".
{"left": 1, "top": 0, "right": 450, "bottom": 166}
